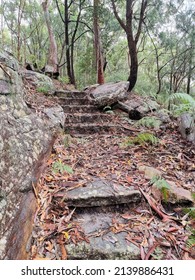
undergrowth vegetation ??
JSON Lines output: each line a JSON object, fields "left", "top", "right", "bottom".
{"left": 167, "top": 93, "right": 195, "bottom": 117}
{"left": 121, "top": 132, "right": 159, "bottom": 147}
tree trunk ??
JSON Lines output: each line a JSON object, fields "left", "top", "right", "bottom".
{"left": 0, "top": 0, "right": 4, "bottom": 46}
{"left": 187, "top": 70, "right": 191, "bottom": 94}
{"left": 16, "top": 0, "right": 26, "bottom": 62}
{"left": 111, "top": 0, "right": 148, "bottom": 92}
{"left": 93, "top": 0, "right": 105, "bottom": 85}
{"left": 64, "top": 0, "right": 72, "bottom": 83}
{"left": 127, "top": 39, "right": 138, "bottom": 91}
{"left": 42, "top": 0, "right": 58, "bottom": 73}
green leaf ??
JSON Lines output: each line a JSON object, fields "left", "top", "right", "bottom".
{"left": 168, "top": 93, "right": 195, "bottom": 107}
{"left": 52, "top": 161, "right": 74, "bottom": 174}
{"left": 183, "top": 207, "right": 195, "bottom": 219}
{"left": 136, "top": 116, "right": 161, "bottom": 129}
{"left": 150, "top": 175, "right": 170, "bottom": 201}
{"left": 121, "top": 132, "right": 159, "bottom": 147}
{"left": 63, "top": 165, "right": 74, "bottom": 174}
{"left": 186, "top": 230, "right": 195, "bottom": 248}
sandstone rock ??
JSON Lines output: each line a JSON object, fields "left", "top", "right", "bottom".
{"left": 84, "top": 83, "right": 99, "bottom": 94}
{"left": 43, "top": 105, "right": 65, "bottom": 128}
{"left": 0, "top": 51, "right": 19, "bottom": 71}
{"left": 0, "top": 52, "right": 60, "bottom": 259}
{"left": 91, "top": 81, "right": 129, "bottom": 107}
{"left": 155, "top": 109, "right": 171, "bottom": 123}
{"left": 151, "top": 180, "right": 194, "bottom": 205}
{"left": 55, "top": 178, "right": 141, "bottom": 207}
{"left": 0, "top": 53, "right": 23, "bottom": 95}
{"left": 21, "top": 69, "right": 55, "bottom": 94}
{"left": 164, "top": 181, "right": 193, "bottom": 205}
{"left": 138, "top": 165, "right": 162, "bottom": 180}
{"left": 117, "top": 94, "right": 160, "bottom": 116}
{"left": 66, "top": 232, "right": 140, "bottom": 260}
{"left": 178, "top": 113, "right": 195, "bottom": 144}
{"left": 65, "top": 209, "right": 140, "bottom": 260}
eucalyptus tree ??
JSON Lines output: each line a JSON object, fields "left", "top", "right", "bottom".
{"left": 41, "top": 0, "right": 58, "bottom": 73}
{"left": 55, "top": 0, "right": 92, "bottom": 85}
{"left": 111, "top": 0, "right": 148, "bottom": 92}
{"left": 175, "top": 8, "right": 195, "bottom": 94}
{"left": 2, "top": 0, "right": 26, "bottom": 61}
{"left": 93, "top": 0, "right": 104, "bottom": 84}
{"left": 145, "top": 0, "right": 195, "bottom": 95}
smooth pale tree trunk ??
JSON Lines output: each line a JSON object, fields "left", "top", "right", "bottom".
{"left": 93, "top": 0, "right": 105, "bottom": 84}
{"left": 42, "top": 0, "right": 58, "bottom": 73}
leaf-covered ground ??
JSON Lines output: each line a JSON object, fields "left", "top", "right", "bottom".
{"left": 29, "top": 119, "right": 195, "bottom": 260}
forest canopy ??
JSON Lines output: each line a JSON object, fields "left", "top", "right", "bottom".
{"left": 0, "top": 0, "right": 194, "bottom": 95}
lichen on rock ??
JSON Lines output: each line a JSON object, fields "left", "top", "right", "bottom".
{"left": 0, "top": 51, "right": 61, "bottom": 259}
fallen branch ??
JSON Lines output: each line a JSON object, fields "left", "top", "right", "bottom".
{"left": 139, "top": 187, "right": 178, "bottom": 222}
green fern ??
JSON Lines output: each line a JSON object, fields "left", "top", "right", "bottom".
{"left": 37, "top": 85, "right": 50, "bottom": 94}
{"left": 151, "top": 247, "right": 164, "bottom": 260}
{"left": 58, "top": 76, "right": 69, "bottom": 84}
{"left": 183, "top": 207, "right": 195, "bottom": 219}
{"left": 136, "top": 116, "right": 161, "bottom": 129}
{"left": 121, "top": 132, "right": 159, "bottom": 147}
{"left": 52, "top": 160, "right": 73, "bottom": 174}
{"left": 168, "top": 93, "right": 195, "bottom": 106}
{"left": 63, "top": 134, "right": 72, "bottom": 148}
{"left": 150, "top": 175, "right": 170, "bottom": 201}
{"left": 186, "top": 230, "right": 195, "bottom": 248}
{"left": 167, "top": 93, "right": 195, "bottom": 116}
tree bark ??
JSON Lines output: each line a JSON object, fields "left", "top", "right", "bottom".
{"left": 93, "top": 0, "right": 105, "bottom": 84}
{"left": 111, "top": 0, "right": 148, "bottom": 92}
{"left": 127, "top": 38, "right": 138, "bottom": 91}
{"left": 64, "top": 0, "right": 73, "bottom": 84}
{"left": 42, "top": 0, "right": 58, "bottom": 73}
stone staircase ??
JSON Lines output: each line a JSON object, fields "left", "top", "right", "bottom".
{"left": 52, "top": 90, "right": 142, "bottom": 259}
{"left": 55, "top": 90, "right": 126, "bottom": 135}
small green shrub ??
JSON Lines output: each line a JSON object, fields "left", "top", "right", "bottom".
{"left": 52, "top": 160, "right": 73, "bottom": 174}
{"left": 121, "top": 132, "right": 159, "bottom": 147}
{"left": 183, "top": 207, "right": 195, "bottom": 219}
{"left": 37, "top": 85, "right": 50, "bottom": 94}
{"left": 59, "top": 76, "right": 69, "bottom": 84}
{"left": 167, "top": 92, "right": 195, "bottom": 116}
{"left": 150, "top": 175, "right": 170, "bottom": 201}
{"left": 151, "top": 247, "right": 164, "bottom": 260}
{"left": 136, "top": 116, "right": 161, "bottom": 129}
{"left": 63, "top": 135, "right": 72, "bottom": 148}
{"left": 186, "top": 230, "right": 195, "bottom": 248}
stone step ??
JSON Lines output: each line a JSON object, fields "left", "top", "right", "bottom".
{"left": 55, "top": 179, "right": 141, "bottom": 259}
{"left": 65, "top": 113, "right": 114, "bottom": 124}
{"left": 55, "top": 90, "right": 89, "bottom": 99}
{"left": 64, "top": 123, "right": 123, "bottom": 134}
{"left": 59, "top": 97, "right": 94, "bottom": 106}
{"left": 54, "top": 179, "right": 141, "bottom": 208}
{"left": 66, "top": 209, "right": 140, "bottom": 260}
{"left": 62, "top": 105, "right": 98, "bottom": 113}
